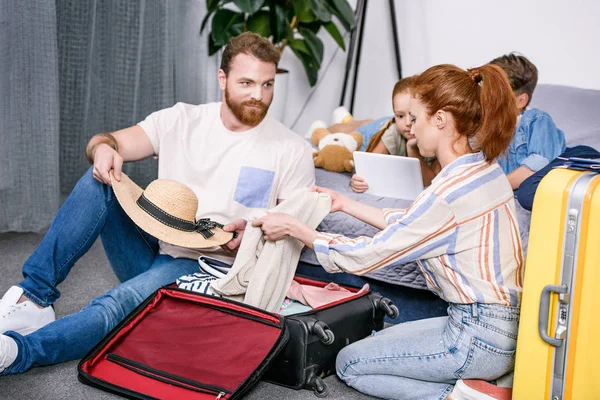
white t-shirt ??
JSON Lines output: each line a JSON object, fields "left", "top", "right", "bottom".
{"left": 138, "top": 102, "right": 315, "bottom": 263}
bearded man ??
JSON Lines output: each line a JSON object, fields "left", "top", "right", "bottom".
{"left": 0, "top": 32, "right": 314, "bottom": 375}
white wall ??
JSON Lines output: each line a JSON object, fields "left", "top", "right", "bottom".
{"left": 282, "top": 0, "right": 600, "bottom": 137}
{"left": 280, "top": 0, "right": 399, "bottom": 136}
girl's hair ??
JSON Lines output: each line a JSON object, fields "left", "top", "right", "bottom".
{"left": 411, "top": 64, "right": 517, "bottom": 161}
{"left": 392, "top": 75, "right": 419, "bottom": 100}
{"left": 365, "top": 75, "right": 420, "bottom": 153}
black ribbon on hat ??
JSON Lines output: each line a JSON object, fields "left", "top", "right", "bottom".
{"left": 136, "top": 194, "right": 235, "bottom": 239}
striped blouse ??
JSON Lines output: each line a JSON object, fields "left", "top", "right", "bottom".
{"left": 313, "top": 152, "right": 524, "bottom": 307}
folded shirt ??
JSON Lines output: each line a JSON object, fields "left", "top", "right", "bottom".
{"left": 286, "top": 280, "right": 370, "bottom": 309}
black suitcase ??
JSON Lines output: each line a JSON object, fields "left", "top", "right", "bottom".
{"left": 78, "top": 276, "right": 398, "bottom": 399}
{"left": 264, "top": 275, "right": 398, "bottom": 397}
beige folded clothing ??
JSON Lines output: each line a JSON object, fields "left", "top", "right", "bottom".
{"left": 210, "top": 190, "right": 331, "bottom": 312}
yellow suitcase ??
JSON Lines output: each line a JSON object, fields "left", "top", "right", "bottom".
{"left": 513, "top": 168, "right": 600, "bottom": 400}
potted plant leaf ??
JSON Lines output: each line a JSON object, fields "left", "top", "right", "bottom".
{"left": 201, "top": 0, "right": 356, "bottom": 87}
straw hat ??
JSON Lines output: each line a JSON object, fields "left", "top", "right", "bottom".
{"left": 110, "top": 171, "right": 233, "bottom": 248}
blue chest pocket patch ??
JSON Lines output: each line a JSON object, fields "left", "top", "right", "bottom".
{"left": 234, "top": 166, "right": 275, "bottom": 209}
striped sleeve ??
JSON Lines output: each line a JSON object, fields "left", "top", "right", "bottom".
{"left": 313, "top": 193, "right": 457, "bottom": 275}
{"left": 382, "top": 207, "right": 408, "bottom": 225}
{"left": 382, "top": 190, "right": 429, "bottom": 225}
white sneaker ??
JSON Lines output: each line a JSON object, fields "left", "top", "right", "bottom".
{"left": 0, "top": 334, "right": 18, "bottom": 373}
{"left": 0, "top": 286, "right": 55, "bottom": 335}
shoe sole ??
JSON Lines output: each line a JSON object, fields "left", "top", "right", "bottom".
{"left": 452, "top": 380, "right": 499, "bottom": 400}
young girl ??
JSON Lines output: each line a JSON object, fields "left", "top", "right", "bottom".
{"left": 253, "top": 63, "right": 523, "bottom": 399}
{"left": 351, "top": 76, "right": 441, "bottom": 192}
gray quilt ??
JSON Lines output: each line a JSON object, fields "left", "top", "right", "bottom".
{"left": 299, "top": 169, "right": 429, "bottom": 289}
{"left": 299, "top": 168, "right": 532, "bottom": 290}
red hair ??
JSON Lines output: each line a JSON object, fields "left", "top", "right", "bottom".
{"left": 411, "top": 64, "right": 517, "bottom": 161}
{"left": 392, "top": 75, "right": 419, "bottom": 99}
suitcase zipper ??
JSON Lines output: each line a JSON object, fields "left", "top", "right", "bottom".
{"left": 106, "top": 353, "right": 230, "bottom": 397}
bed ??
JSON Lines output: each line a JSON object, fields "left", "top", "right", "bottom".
{"left": 299, "top": 168, "right": 430, "bottom": 290}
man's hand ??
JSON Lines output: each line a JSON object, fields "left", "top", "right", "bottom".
{"left": 350, "top": 174, "right": 369, "bottom": 193}
{"left": 92, "top": 144, "right": 124, "bottom": 186}
{"left": 221, "top": 218, "right": 247, "bottom": 251}
{"left": 87, "top": 125, "right": 156, "bottom": 185}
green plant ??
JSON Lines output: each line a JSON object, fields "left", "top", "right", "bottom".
{"left": 201, "top": 0, "right": 356, "bottom": 86}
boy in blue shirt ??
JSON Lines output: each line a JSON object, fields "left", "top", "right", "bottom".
{"left": 490, "top": 53, "right": 566, "bottom": 190}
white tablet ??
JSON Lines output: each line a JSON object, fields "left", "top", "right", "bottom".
{"left": 353, "top": 152, "right": 424, "bottom": 200}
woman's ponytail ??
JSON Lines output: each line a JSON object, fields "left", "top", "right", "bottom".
{"left": 469, "top": 64, "right": 518, "bottom": 161}
{"left": 413, "top": 63, "right": 518, "bottom": 162}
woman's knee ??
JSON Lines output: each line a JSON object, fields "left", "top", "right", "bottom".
{"left": 336, "top": 341, "right": 366, "bottom": 382}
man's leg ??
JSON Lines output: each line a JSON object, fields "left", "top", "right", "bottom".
{"left": 99, "top": 185, "right": 160, "bottom": 283}
{"left": 17, "top": 167, "right": 143, "bottom": 306}
{"left": 1, "top": 167, "right": 158, "bottom": 335}
{"left": 2, "top": 255, "right": 199, "bottom": 374}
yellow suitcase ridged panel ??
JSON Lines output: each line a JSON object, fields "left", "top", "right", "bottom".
{"left": 513, "top": 169, "right": 581, "bottom": 399}
{"left": 568, "top": 174, "right": 600, "bottom": 399}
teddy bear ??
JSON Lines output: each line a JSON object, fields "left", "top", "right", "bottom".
{"left": 310, "top": 122, "right": 363, "bottom": 173}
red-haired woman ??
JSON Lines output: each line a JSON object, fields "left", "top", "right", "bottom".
{"left": 254, "top": 63, "right": 523, "bottom": 399}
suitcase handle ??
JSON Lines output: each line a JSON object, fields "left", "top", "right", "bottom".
{"left": 538, "top": 284, "right": 568, "bottom": 347}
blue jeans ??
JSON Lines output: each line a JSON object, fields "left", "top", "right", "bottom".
{"left": 517, "top": 145, "right": 600, "bottom": 211}
{"left": 3, "top": 168, "right": 200, "bottom": 374}
{"left": 336, "top": 303, "right": 520, "bottom": 399}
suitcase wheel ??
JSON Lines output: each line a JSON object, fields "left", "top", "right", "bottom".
{"left": 309, "top": 376, "right": 329, "bottom": 398}
{"left": 312, "top": 321, "right": 335, "bottom": 345}
{"left": 378, "top": 297, "right": 400, "bottom": 319}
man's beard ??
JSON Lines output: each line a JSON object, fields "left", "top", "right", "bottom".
{"left": 225, "top": 87, "right": 270, "bottom": 126}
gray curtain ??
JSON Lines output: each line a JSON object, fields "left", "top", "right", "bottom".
{"left": 0, "top": 0, "right": 219, "bottom": 233}
{"left": 0, "top": 1, "right": 60, "bottom": 232}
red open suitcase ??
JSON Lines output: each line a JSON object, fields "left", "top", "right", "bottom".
{"left": 78, "top": 276, "right": 397, "bottom": 399}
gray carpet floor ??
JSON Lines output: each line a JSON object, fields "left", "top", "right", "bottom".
{"left": 0, "top": 232, "right": 375, "bottom": 400}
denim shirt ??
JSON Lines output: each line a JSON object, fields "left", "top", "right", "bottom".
{"left": 496, "top": 108, "right": 566, "bottom": 175}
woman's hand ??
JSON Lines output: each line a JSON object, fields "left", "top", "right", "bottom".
{"left": 253, "top": 213, "right": 319, "bottom": 247}
{"left": 311, "top": 186, "right": 347, "bottom": 213}
{"left": 350, "top": 174, "right": 369, "bottom": 193}
{"left": 317, "top": 185, "right": 387, "bottom": 230}
{"left": 252, "top": 213, "right": 298, "bottom": 241}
